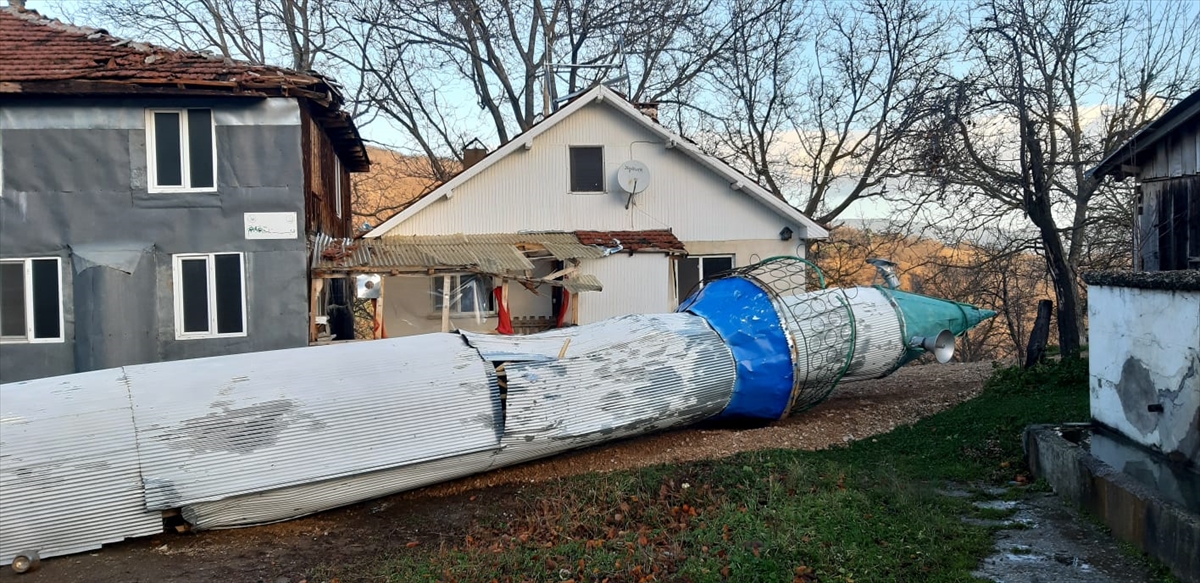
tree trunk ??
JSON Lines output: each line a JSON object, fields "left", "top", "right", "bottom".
{"left": 1024, "top": 299, "right": 1053, "bottom": 368}
{"left": 1038, "top": 225, "right": 1082, "bottom": 357}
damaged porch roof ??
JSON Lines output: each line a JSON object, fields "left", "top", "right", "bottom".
{"left": 311, "top": 230, "right": 686, "bottom": 292}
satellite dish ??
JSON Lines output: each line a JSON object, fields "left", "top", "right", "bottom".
{"left": 617, "top": 160, "right": 651, "bottom": 194}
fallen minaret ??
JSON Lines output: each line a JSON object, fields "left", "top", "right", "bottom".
{"left": 0, "top": 257, "right": 994, "bottom": 570}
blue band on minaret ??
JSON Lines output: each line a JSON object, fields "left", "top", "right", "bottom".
{"left": 679, "top": 277, "right": 794, "bottom": 421}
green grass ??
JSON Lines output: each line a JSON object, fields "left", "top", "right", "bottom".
{"left": 315, "top": 359, "right": 1091, "bottom": 583}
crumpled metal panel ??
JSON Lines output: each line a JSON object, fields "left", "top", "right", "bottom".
{"left": 490, "top": 314, "right": 736, "bottom": 467}
{"left": 420, "top": 242, "right": 534, "bottom": 272}
{"left": 541, "top": 241, "right": 607, "bottom": 260}
{"left": 0, "top": 370, "right": 162, "bottom": 566}
{"left": 461, "top": 326, "right": 586, "bottom": 362}
{"left": 182, "top": 450, "right": 498, "bottom": 529}
{"left": 561, "top": 274, "right": 603, "bottom": 293}
{"left": 123, "top": 334, "right": 499, "bottom": 510}
{"left": 463, "top": 313, "right": 693, "bottom": 362}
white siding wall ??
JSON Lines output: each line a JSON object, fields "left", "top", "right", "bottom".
{"left": 682, "top": 239, "right": 806, "bottom": 268}
{"left": 387, "top": 103, "right": 809, "bottom": 242}
{"left": 577, "top": 254, "right": 672, "bottom": 323}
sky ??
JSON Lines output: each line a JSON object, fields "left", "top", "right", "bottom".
{"left": 28, "top": 0, "right": 1195, "bottom": 225}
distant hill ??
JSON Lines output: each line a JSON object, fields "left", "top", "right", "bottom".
{"left": 352, "top": 148, "right": 457, "bottom": 231}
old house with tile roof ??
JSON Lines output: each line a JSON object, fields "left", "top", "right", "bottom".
{"left": 344, "top": 86, "right": 827, "bottom": 337}
{"left": 0, "top": 6, "right": 368, "bottom": 382}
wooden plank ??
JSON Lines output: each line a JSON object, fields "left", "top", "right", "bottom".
{"left": 372, "top": 278, "right": 386, "bottom": 339}
{"left": 309, "top": 278, "right": 324, "bottom": 343}
{"left": 441, "top": 275, "right": 452, "bottom": 333}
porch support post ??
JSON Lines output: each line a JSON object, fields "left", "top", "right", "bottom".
{"left": 441, "top": 274, "right": 452, "bottom": 333}
{"left": 309, "top": 277, "right": 324, "bottom": 342}
{"left": 372, "top": 277, "right": 386, "bottom": 339}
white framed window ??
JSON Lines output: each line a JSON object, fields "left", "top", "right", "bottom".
{"left": 676, "top": 255, "right": 735, "bottom": 300}
{"left": 569, "top": 146, "right": 605, "bottom": 193}
{"left": 0, "top": 257, "right": 64, "bottom": 343}
{"left": 146, "top": 108, "right": 217, "bottom": 192}
{"left": 172, "top": 252, "right": 246, "bottom": 339}
{"left": 334, "top": 156, "right": 344, "bottom": 219}
{"left": 432, "top": 274, "right": 495, "bottom": 315}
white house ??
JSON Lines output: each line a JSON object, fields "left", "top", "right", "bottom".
{"left": 360, "top": 85, "right": 828, "bottom": 337}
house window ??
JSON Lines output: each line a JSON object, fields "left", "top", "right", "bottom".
{"left": 569, "top": 146, "right": 604, "bottom": 193}
{"left": 676, "top": 255, "right": 735, "bottom": 300}
{"left": 173, "top": 253, "right": 246, "bottom": 339}
{"left": 0, "top": 257, "right": 63, "bottom": 343}
{"left": 147, "top": 109, "right": 216, "bottom": 192}
{"left": 432, "top": 274, "right": 495, "bottom": 315}
{"left": 334, "top": 156, "right": 344, "bottom": 219}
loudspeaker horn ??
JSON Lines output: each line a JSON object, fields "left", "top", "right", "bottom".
{"left": 911, "top": 329, "right": 955, "bottom": 364}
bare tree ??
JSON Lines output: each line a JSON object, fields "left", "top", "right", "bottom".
{"left": 70, "top": 0, "right": 336, "bottom": 71}
{"left": 911, "top": 0, "right": 1199, "bottom": 356}
{"left": 688, "top": 0, "right": 954, "bottom": 224}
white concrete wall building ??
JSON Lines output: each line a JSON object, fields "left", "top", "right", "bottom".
{"left": 1085, "top": 274, "right": 1200, "bottom": 466}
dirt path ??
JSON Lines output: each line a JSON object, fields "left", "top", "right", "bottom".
{"left": 1, "top": 362, "right": 996, "bottom": 583}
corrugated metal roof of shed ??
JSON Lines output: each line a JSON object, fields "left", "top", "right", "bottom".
{"left": 313, "top": 232, "right": 610, "bottom": 274}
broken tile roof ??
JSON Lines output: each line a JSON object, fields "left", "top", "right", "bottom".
{"left": 574, "top": 230, "right": 687, "bottom": 254}
{"left": 0, "top": 6, "right": 368, "bottom": 171}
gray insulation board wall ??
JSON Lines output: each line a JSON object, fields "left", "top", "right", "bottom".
{"left": 0, "top": 97, "right": 309, "bottom": 382}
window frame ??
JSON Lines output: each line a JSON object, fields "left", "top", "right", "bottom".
{"left": 676, "top": 254, "right": 736, "bottom": 299}
{"left": 172, "top": 252, "right": 248, "bottom": 340}
{"left": 431, "top": 274, "right": 496, "bottom": 316}
{"left": 0, "top": 257, "right": 65, "bottom": 344}
{"left": 568, "top": 145, "right": 606, "bottom": 194}
{"left": 146, "top": 108, "right": 218, "bottom": 193}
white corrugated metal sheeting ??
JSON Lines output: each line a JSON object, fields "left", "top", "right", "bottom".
{"left": 125, "top": 334, "right": 499, "bottom": 510}
{"left": 0, "top": 370, "right": 162, "bottom": 565}
{"left": 313, "top": 232, "right": 608, "bottom": 274}
{"left": 181, "top": 450, "right": 498, "bottom": 529}
{"left": 2, "top": 312, "right": 738, "bottom": 561}
{"left": 834, "top": 287, "right": 906, "bottom": 381}
{"left": 490, "top": 314, "right": 736, "bottom": 466}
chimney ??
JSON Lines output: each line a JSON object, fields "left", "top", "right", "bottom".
{"left": 462, "top": 147, "right": 487, "bottom": 170}
{"left": 634, "top": 102, "right": 660, "bottom": 123}
{"left": 9, "top": 0, "right": 26, "bottom": 10}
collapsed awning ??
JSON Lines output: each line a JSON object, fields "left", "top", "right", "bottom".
{"left": 310, "top": 230, "right": 684, "bottom": 293}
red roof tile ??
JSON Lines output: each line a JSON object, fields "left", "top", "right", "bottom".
{"left": 574, "top": 230, "right": 687, "bottom": 253}
{"left": 0, "top": 7, "right": 312, "bottom": 86}
{"left": 0, "top": 7, "right": 369, "bottom": 170}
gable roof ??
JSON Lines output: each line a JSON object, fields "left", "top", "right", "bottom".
{"left": 364, "top": 85, "right": 828, "bottom": 239}
{"left": 0, "top": 6, "right": 368, "bottom": 171}
{"left": 1089, "top": 89, "right": 1200, "bottom": 181}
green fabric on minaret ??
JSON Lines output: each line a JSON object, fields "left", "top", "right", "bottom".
{"left": 880, "top": 286, "right": 997, "bottom": 366}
